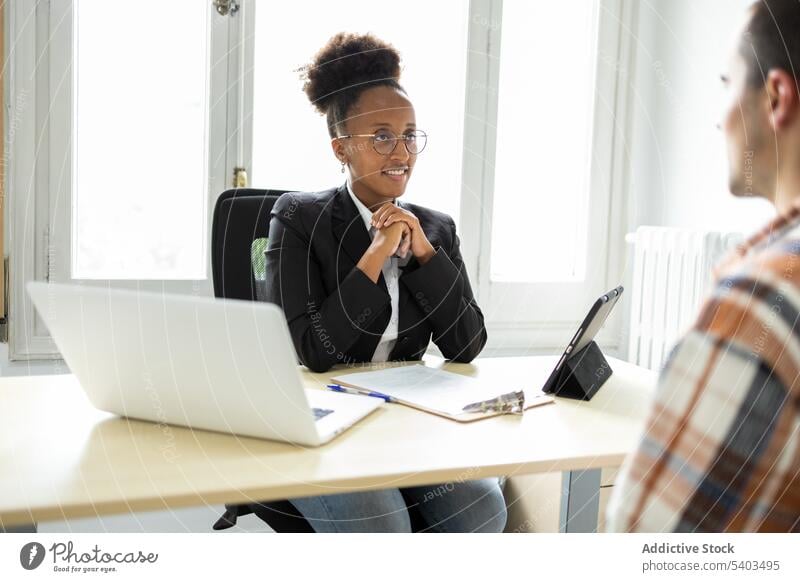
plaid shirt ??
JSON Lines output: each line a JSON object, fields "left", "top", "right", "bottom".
{"left": 607, "top": 207, "right": 800, "bottom": 532}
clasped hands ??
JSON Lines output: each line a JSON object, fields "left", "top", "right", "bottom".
{"left": 369, "top": 203, "right": 436, "bottom": 265}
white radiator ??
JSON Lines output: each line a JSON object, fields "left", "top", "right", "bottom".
{"left": 627, "top": 227, "right": 743, "bottom": 370}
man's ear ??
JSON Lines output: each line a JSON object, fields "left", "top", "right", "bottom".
{"left": 766, "top": 69, "right": 799, "bottom": 130}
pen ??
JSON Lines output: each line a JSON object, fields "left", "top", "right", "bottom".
{"left": 326, "top": 384, "right": 393, "bottom": 403}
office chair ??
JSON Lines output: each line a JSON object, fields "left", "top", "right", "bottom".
{"left": 211, "top": 188, "right": 285, "bottom": 304}
{"left": 210, "top": 187, "right": 429, "bottom": 533}
{"left": 210, "top": 187, "right": 314, "bottom": 532}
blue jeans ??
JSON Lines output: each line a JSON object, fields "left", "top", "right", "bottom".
{"left": 290, "top": 478, "right": 507, "bottom": 532}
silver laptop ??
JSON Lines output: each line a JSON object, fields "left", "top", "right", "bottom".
{"left": 26, "top": 282, "right": 382, "bottom": 446}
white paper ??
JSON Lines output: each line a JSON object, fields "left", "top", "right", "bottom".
{"left": 331, "top": 365, "right": 530, "bottom": 415}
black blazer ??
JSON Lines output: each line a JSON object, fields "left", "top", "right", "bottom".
{"left": 264, "top": 183, "right": 487, "bottom": 373}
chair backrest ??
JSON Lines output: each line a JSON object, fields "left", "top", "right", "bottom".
{"left": 210, "top": 188, "right": 320, "bottom": 533}
{"left": 211, "top": 188, "right": 290, "bottom": 301}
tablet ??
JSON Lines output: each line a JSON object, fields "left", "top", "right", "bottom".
{"left": 542, "top": 286, "right": 624, "bottom": 394}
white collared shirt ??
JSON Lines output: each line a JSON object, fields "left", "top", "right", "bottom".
{"left": 346, "top": 181, "right": 402, "bottom": 362}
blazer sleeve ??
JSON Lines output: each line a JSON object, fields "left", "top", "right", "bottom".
{"left": 400, "top": 217, "right": 487, "bottom": 362}
{"left": 264, "top": 194, "right": 391, "bottom": 373}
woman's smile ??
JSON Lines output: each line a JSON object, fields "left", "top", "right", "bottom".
{"left": 382, "top": 166, "right": 409, "bottom": 181}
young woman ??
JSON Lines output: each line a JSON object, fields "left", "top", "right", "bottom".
{"left": 264, "top": 33, "right": 505, "bottom": 533}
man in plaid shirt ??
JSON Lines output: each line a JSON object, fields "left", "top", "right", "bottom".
{"left": 607, "top": 0, "right": 800, "bottom": 532}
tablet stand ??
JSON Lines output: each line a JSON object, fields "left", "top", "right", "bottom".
{"left": 550, "top": 341, "right": 612, "bottom": 401}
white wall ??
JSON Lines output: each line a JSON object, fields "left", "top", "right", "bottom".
{"left": 627, "top": 0, "right": 775, "bottom": 234}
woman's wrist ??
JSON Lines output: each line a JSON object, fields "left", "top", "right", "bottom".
{"left": 416, "top": 242, "right": 436, "bottom": 265}
{"left": 357, "top": 247, "right": 385, "bottom": 283}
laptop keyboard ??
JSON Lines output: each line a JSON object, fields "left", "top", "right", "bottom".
{"left": 312, "top": 407, "right": 334, "bottom": 422}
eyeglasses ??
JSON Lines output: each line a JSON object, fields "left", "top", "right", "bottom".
{"left": 333, "top": 129, "right": 428, "bottom": 156}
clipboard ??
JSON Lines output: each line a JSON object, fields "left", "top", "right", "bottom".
{"left": 330, "top": 365, "right": 554, "bottom": 422}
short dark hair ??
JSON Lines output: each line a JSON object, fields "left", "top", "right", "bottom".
{"left": 300, "top": 32, "right": 406, "bottom": 138}
{"left": 741, "top": 0, "right": 800, "bottom": 86}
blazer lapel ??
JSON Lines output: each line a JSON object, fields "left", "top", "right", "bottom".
{"left": 332, "top": 183, "right": 388, "bottom": 292}
{"left": 332, "top": 183, "right": 372, "bottom": 265}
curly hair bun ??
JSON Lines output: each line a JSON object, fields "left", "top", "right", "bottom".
{"left": 302, "top": 32, "right": 402, "bottom": 115}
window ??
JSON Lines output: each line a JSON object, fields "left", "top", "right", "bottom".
{"left": 72, "top": 0, "right": 209, "bottom": 280}
{"left": 463, "top": 0, "right": 633, "bottom": 350}
{"left": 7, "top": 0, "right": 239, "bottom": 359}
{"left": 491, "top": 1, "right": 598, "bottom": 283}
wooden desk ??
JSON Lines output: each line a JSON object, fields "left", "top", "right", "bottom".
{"left": 0, "top": 356, "right": 656, "bottom": 531}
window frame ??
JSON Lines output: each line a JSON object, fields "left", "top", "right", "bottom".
{"left": 460, "top": 0, "right": 636, "bottom": 355}
{"left": 7, "top": 0, "right": 246, "bottom": 359}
